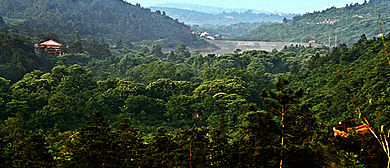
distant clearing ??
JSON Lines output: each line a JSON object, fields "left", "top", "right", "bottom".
{"left": 198, "top": 40, "right": 323, "bottom": 55}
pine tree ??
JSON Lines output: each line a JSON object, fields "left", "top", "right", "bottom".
{"left": 12, "top": 134, "right": 54, "bottom": 168}
{"left": 0, "top": 16, "right": 4, "bottom": 27}
{"left": 143, "top": 127, "right": 176, "bottom": 167}
{"left": 115, "top": 118, "right": 144, "bottom": 167}
{"left": 261, "top": 78, "right": 322, "bottom": 168}
{"left": 67, "top": 112, "right": 116, "bottom": 167}
{"left": 173, "top": 127, "right": 211, "bottom": 167}
{"left": 261, "top": 78, "right": 303, "bottom": 168}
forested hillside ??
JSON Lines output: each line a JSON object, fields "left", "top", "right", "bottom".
{"left": 290, "top": 34, "right": 390, "bottom": 128}
{"left": 149, "top": 4, "right": 296, "bottom": 38}
{"left": 1, "top": 0, "right": 390, "bottom": 166}
{"left": 0, "top": 33, "right": 54, "bottom": 83}
{"left": 238, "top": 0, "right": 390, "bottom": 45}
{"left": 1, "top": 21, "right": 390, "bottom": 166}
{"left": 0, "top": 0, "right": 205, "bottom": 47}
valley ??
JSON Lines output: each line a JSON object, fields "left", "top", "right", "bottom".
{"left": 199, "top": 39, "right": 323, "bottom": 55}
{"left": 1, "top": 0, "right": 390, "bottom": 167}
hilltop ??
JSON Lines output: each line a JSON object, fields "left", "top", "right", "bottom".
{"left": 237, "top": 0, "right": 390, "bottom": 45}
{"left": 150, "top": 3, "right": 296, "bottom": 26}
{"left": 152, "top": 2, "right": 274, "bottom": 14}
{"left": 0, "top": 0, "right": 205, "bottom": 47}
{"left": 150, "top": 3, "right": 296, "bottom": 39}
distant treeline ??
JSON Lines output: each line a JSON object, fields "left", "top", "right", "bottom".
{"left": 237, "top": 0, "right": 390, "bottom": 45}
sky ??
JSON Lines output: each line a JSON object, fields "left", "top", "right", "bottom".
{"left": 126, "top": 0, "right": 366, "bottom": 13}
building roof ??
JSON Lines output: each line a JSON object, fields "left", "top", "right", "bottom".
{"left": 39, "top": 39, "right": 62, "bottom": 47}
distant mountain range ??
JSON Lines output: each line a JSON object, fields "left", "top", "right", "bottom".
{"left": 0, "top": 0, "right": 205, "bottom": 47}
{"left": 152, "top": 3, "right": 284, "bottom": 14}
{"left": 150, "top": 3, "right": 297, "bottom": 26}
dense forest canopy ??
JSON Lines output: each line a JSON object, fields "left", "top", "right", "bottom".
{"left": 1, "top": 0, "right": 390, "bottom": 167}
{"left": 238, "top": 0, "right": 390, "bottom": 45}
{"left": 0, "top": 29, "right": 390, "bottom": 167}
{"left": 0, "top": 0, "right": 206, "bottom": 47}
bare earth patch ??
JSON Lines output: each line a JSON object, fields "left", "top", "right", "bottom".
{"left": 196, "top": 39, "right": 323, "bottom": 56}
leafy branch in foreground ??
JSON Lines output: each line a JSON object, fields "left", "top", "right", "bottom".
{"left": 349, "top": 93, "right": 390, "bottom": 168}
{"left": 343, "top": 7, "right": 390, "bottom": 167}
{"left": 378, "top": 6, "right": 390, "bottom": 67}
{"left": 360, "top": 6, "right": 390, "bottom": 168}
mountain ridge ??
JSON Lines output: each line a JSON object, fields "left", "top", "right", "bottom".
{"left": 237, "top": 0, "right": 389, "bottom": 45}
{"left": 150, "top": 3, "right": 297, "bottom": 27}
{"left": 149, "top": 6, "right": 296, "bottom": 26}
{"left": 0, "top": 0, "right": 205, "bottom": 47}
{"left": 151, "top": 2, "right": 292, "bottom": 14}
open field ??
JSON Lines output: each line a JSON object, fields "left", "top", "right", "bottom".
{"left": 197, "top": 40, "right": 323, "bottom": 55}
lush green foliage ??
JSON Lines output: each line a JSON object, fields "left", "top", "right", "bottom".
{"left": 0, "top": 16, "right": 5, "bottom": 28}
{"left": 0, "top": 33, "right": 54, "bottom": 82}
{"left": 0, "top": 0, "right": 206, "bottom": 47}
{"left": 1, "top": 11, "right": 390, "bottom": 166}
{"left": 290, "top": 34, "right": 390, "bottom": 129}
{"left": 238, "top": 0, "right": 390, "bottom": 45}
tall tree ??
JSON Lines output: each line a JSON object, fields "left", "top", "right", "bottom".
{"left": 234, "top": 111, "right": 279, "bottom": 167}
{"left": 143, "top": 127, "right": 176, "bottom": 167}
{"left": 0, "top": 16, "right": 5, "bottom": 27}
{"left": 66, "top": 112, "right": 116, "bottom": 167}
{"left": 115, "top": 118, "right": 144, "bottom": 167}
{"left": 0, "top": 77, "right": 11, "bottom": 120}
{"left": 172, "top": 127, "right": 211, "bottom": 167}
{"left": 261, "top": 78, "right": 303, "bottom": 168}
{"left": 11, "top": 134, "right": 54, "bottom": 168}
{"left": 151, "top": 44, "right": 165, "bottom": 58}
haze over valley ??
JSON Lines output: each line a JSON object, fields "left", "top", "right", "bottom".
{"left": 1, "top": 0, "right": 390, "bottom": 167}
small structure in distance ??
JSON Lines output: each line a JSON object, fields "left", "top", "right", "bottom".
{"left": 333, "top": 122, "right": 370, "bottom": 137}
{"left": 35, "top": 39, "right": 67, "bottom": 56}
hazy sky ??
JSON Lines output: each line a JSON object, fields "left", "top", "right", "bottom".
{"left": 126, "top": 0, "right": 366, "bottom": 13}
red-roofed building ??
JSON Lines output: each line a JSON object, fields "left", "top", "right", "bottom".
{"left": 35, "top": 39, "right": 67, "bottom": 56}
{"left": 333, "top": 122, "right": 370, "bottom": 137}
